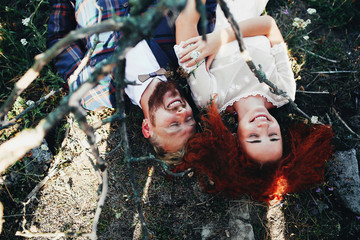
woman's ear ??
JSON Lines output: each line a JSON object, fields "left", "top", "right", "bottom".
{"left": 142, "top": 118, "right": 152, "bottom": 138}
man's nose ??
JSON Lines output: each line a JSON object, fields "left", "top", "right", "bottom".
{"left": 176, "top": 107, "right": 187, "bottom": 118}
{"left": 176, "top": 106, "right": 186, "bottom": 115}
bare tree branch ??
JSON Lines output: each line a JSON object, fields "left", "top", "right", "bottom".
{"left": 0, "top": 0, "right": 185, "bottom": 173}
{"left": 0, "top": 0, "right": 185, "bottom": 121}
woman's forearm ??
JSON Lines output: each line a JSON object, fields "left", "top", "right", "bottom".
{"left": 218, "top": 15, "right": 284, "bottom": 47}
{"left": 175, "top": 0, "right": 206, "bottom": 44}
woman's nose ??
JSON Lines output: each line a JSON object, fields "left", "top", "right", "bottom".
{"left": 257, "top": 121, "right": 269, "bottom": 128}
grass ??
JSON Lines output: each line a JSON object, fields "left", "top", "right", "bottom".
{"left": 0, "top": 0, "right": 360, "bottom": 239}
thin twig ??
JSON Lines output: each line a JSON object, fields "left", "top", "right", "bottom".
{"left": 195, "top": 0, "right": 208, "bottom": 40}
{"left": 25, "top": 153, "right": 67, "bottom": 201}
{"left": 311, "top": 70, "right": 358, "bottom": 74}
{"left": 325, "top": 113, "right": 332, "bottom": 126}
{"left": 296, "top": 90, "right": 330, "bottom": 94}
{"left": 0, "top": 88, "right": 61, "bottom": 130}
{"left": 84, "top": 169, "right": 109, "bottom": 240}
{"left": 332, "top": 107, "right": 360, "bottom": 138}
{"left": 0, "top": 174, "right": 15, "bottom": 202}
{"left": 132, "top": 166, "right": 155, "bottom": 240}
{"left": 130, "top": 156, "right": 191, "bottom": 177}
{"left": 300, "top": 48, "right": 339, "bottom": 63}
{"left": 16, "top": 230, "right": 67, "bottom": 239}
{"left": 305, "top": 73, "right": 320, "bottom": 88}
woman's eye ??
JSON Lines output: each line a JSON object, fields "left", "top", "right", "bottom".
{"left": 186, "top": 116, "right": 193, "bottom": 122}
{"left": 249, "top": 134, "right": 258, "bottom": 138}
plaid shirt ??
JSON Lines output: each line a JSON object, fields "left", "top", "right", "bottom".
{"left": 47, "top": 0, "right": 216, "bottom": 110}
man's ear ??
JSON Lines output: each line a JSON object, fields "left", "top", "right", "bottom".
{"left": 142, "top": 118, "right": 152, "bottom": 138}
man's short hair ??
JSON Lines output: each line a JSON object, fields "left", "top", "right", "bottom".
{"left": 149, "top": 132, "right": 185, "bottom": 166}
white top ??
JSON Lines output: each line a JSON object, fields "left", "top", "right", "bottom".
{"left": 124, "top": 40, "right": 167, "bottom": 108}
{"left": 214, "top": 0, "right": 269, "bottom": 30}
{"left": 174, "top": 0, "right": 296, "bottom": 112}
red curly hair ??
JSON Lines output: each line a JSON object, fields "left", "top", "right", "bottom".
{"left": 173, "top": 102, "right": 333, "bottom": 203}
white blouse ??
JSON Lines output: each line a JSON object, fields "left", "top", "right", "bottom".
{"left": 174, "top": 0, "right": 296, "bottom": 112}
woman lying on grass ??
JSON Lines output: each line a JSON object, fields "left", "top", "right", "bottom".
{"left": 171, "top": 0, "right": 333, "bottom": 202}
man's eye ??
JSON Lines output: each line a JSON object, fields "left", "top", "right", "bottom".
{"left": 170, "top": 122, "right": 179, "bottom": 127}
{"left": 186, "top": 116, "right": 193, "bottom": 122}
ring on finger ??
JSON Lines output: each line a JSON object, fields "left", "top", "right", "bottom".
{"left": 190, "top": 50, "right": 201, "bottom": 60}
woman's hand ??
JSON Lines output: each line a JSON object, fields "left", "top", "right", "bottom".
{"left": 179, "top": 30, "right": 222, "bottom": 71}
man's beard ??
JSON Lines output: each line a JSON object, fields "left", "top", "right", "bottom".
{"left": 148, "top": 80, "right": 184, "bottom": 125}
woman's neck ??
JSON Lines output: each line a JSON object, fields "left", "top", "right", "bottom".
{"left": 233, "top": 95, "right": 273, "bottom": 120}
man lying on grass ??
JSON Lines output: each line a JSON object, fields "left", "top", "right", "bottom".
{"left": 47, "top": 0, "right": 217, "bottom": 159}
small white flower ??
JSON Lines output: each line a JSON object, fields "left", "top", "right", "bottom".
{"left": 292, "top": 17, "right": 303, "bottom": 29}
{"left": 303, "top": 35, "right": 309, "bottom": 40}
{"left": 307, "top": 8, "right": 317, "bottom": 15}
{"left": 311, "top": 116, "right": 319, "bottom": 124}
{"left": 302, "top": 19, "right": 311, "bottom": 29}
{"left": 22, "top": 17, "right": 30, "bottom": 26}
{"left": 26, "top": 100, "right": 35, "bottom": 106}
{"left": 20, "top": 38, "right": 28, "bottom": 46}
{"left": 41, "top": 144, "right": 49, "bottom": 151}
{"left": 292, "top": 17, "right": 312, "bottom": 30}
{"left": 292, "top": 21, "right": 300, "bottom": 28}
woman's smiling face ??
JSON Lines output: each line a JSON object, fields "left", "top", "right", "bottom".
{"left": 237, "top": 106, "right": 283, "bottom": 163}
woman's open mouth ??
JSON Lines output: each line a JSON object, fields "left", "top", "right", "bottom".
{"left": 250, "top": 114, "right": 269, "bottom": 122}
